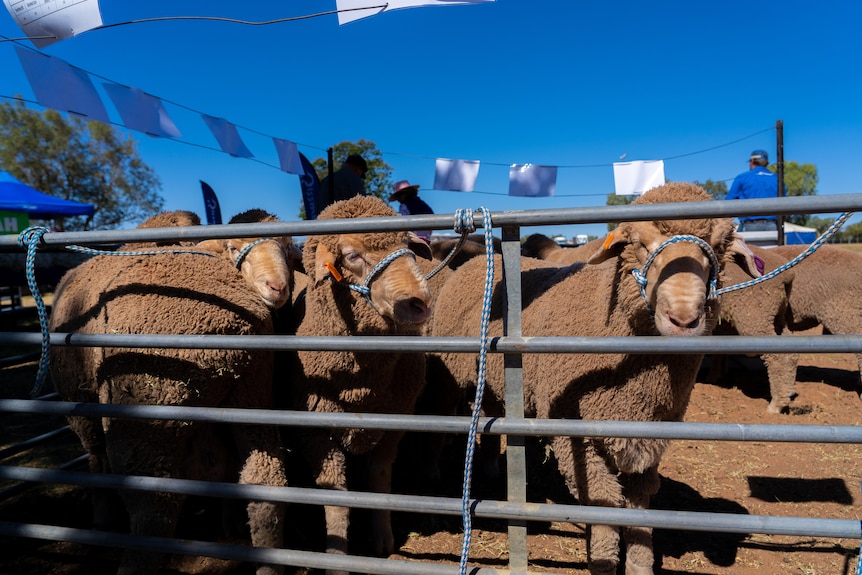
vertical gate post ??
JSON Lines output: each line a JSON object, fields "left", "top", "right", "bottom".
{"left": 501, "top": 224, "right": 528, "bottom": 573}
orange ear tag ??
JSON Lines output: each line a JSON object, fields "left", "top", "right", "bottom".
{"left": 602, "top": 232, "right": 615, "bottom": 251}
{"left": 324, "top": 262, "right": 343, "bottom": 282}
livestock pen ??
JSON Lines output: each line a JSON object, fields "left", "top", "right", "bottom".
{"left": 1, "top": 192, "right": 862, "bottom": 575}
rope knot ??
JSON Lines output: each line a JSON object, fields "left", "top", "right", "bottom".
{"left": 426, "top": 208, "right": 491, "bottom": 281}
{"left": 453, "top": 208, "right": 478, "bottom": 235}
{"left": 17, "top": 225, "right": 50, "bottom": 251}
{"left": 632, "top": 268, "right": 647, "bottom": 288}
{"left": 16, "top": 226, "right": 52, "bottom": 397}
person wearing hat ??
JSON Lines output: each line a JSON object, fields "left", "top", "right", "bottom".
{"left": 389, "top": 180, "right": 434, "bottom": 241}
{"left": 726, "top": 149, "right": 785, "bottom": 232}
{"left": 315, "top": 153, "right": 368, "bottom": 217}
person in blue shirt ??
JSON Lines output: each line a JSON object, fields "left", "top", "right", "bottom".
{"left": 726, "top": 149, "right": 784, "bottom": 232}
{"left": 389, "top": 180, "right": 434, "bottom": 242}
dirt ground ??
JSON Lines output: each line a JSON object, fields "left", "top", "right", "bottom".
{"left": 1, "top": 344, "right": 860, "bottom": 575}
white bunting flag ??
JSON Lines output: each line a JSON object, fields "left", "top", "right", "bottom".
{"left": 272, "top": 138, "right": 303, "bottom": 175}
{"left": 15, "top": 46, "right": 109, "bottom": 122}
{"left": 102, "top": 84, "right": 181, "bottom": 139}
{"left": 336, "top": 0, "right": 495, "bottom": 26}
{"left": 508, "top": 164, "right": 557, "bottom": 197}
{"left": 433, "top": 158, "right": 480, "bottom": 192}
{"left": 3, "top": 0, "right": 103, "bottom": 47}
{"left": 613, "top": 160, "right": 665, "bottom": 195}
{"left": 202, "top": 115, "right": 253, "bottom": 158}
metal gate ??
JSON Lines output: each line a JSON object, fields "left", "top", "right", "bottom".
{"left": 2, "top": 192, "right": 862, "bottom": 574}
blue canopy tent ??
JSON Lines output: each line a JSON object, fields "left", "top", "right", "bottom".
{"left": 784, "top": 222, "right": 817, "bottom": 245}
{"left": 0, "top": 172, "right": 95, "bottom": 289}
{"left": 0, "top": 171, "right": 95, "bottom": 218}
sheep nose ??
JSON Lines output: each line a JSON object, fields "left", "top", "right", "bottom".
{"left": 396, "top": 297, "right": 431, "bottom": 324}
{"left": 666, "top": 310, "right": 701, "bottom": 330}
{"left": 266, "top": 279, "right": 287, "bottom": 296}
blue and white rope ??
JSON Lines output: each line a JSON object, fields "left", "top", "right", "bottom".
{"left": 857, "top": 496, "right": 862, "bottom": 575}
{"left": 632, "top": 234, "right": 721, "bottom": 313}
{"left": 716, "top": 211, "right": 854, "bottom": 296}
{"left": 233, "top": 238, "right": 278, "bottom": 270}
{"left": 857, "top": 481, "right": 862, "bottom": 575}
{"left": 457, "top": 206, "right": 494, "bottom": 575}
{"left": 424, "top": 208, "right": 480, "bottom": 280}
{"left": 14, "top": 226, "right": 257, "bottom": 397}
{"left": 65, "top": 244, "right": 219, "bottom": 260}
{"left": 330, "top": 247, "right": 416, "bottom": 304}
{"left": 16, "top": 227, "right": 52, "bottom": 397}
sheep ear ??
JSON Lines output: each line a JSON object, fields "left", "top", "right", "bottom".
{"left": 276, "top": 237, "right": 305, "bottom": 274}
{"left": 407, "top": 232, "right": 433, "bottom": 260}
{"left": 287, "top": 241, "right": 305, "bottom": 274}
{"left": 313, "top": 241, "right": 338, "bottom": 283}
{"left": 587, "top": 230, "right": 627, "bottom": 264}
{"left": 726, "top": 235, "right": 764, "bottom": 278}
{"left": 195, "top": 239, "right": 225, "bottom": 254}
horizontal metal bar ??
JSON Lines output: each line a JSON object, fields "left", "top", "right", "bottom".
{"left": 2, "top": 194, "right": 860, "bottom": 249}
{"left": 0, "top": 351, "right": 41, "bottom": 368}
{"left": 1, "top": 467, "right": 858, "bottom": 540}
{"left": 1, "top": 400, "right": 859, "bottom": 443}
{"left": 0, "top": 425, "right": 72, "bottom": 461}
{"left": 0, "top": 454, "right": 88, "bottom": 502}
{"left": 0, "top": 520, "right": 485, "bottom": 575}
{"left": 3, "top": 332, "right": 862, "bottom": 354}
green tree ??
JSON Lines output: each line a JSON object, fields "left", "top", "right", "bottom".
{"left": 837, "top": 220, "right": 862, "bottom": 243}
{"left": 695, "top": 179, "right": 728, "bottom": 200}
{"left": 302, "top": 139, "right": 393, "bottom": 219}
{"left": 0, "top": 100, "right": 163, "bottom": 231}
{"left": 605, "top": 193, "right": 635, "bottom": 231}
{"left": 806, "top": 215, "right": 836, "bottom": 235}
{"left": 774, "top": 161, "right": 818, "bottom": 226}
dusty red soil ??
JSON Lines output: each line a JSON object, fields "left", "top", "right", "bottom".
{"left": 1, "top": 347, "right": 860, "bottom": 575}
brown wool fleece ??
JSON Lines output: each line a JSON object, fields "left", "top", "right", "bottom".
{"left": 282, "top": 195, "right": 429, "bottom": 563}
{"left": 293, "top": 196, "right": 427, "bottom": 453}
{"left": 430, "top": 181, "right": 740, "bottom": 574}
{"left": 49, "top": 249, "right": 286, "bottom": 575}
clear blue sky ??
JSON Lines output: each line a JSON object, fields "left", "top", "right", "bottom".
{"left": 2, "top": 1, "right": 861, "bottom": 239}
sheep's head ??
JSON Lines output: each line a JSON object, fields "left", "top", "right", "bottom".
{"left": 306, "top": 196, "right": 433, "bottom": 326}
{"left": 587, "top": 182, "right": 751, "bottom": 337}
{"left": 197, "top": 209, "right": 299, "bottom": 310}
{"left": 123, "top": 210, "right": 202, "bottom": 250}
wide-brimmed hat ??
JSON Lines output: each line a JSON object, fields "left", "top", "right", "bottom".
{"left": 389, "top": 180, "right": 420, "bottom": 201}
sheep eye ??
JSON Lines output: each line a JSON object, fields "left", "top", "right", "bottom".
{"left": 343, "top": 252, "right": 363, "bottom": 264}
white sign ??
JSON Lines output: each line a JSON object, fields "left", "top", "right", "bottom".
{"left": 3, "top": 0, "right": 103, "bottom": 47}
{"left": 336, "top": 0, "right": 494, "bottom": 26}
{"left": 613, "top": 160, "right": 665, "bottom": 196}
{"left": 433, "top": 158, "right": 480, "bottom": 192}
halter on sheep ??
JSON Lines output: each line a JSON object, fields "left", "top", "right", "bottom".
{"left": 323, "top": 246, "right": 416, "bottom": 310}
{"left": 15, "top": 225, "right": 287, "bottom": 397}
{"left": 631, "top": 234, "right": 721, "bottom": 314}
{"left": 233, "top": 237, "right": 284, "bottom": 269}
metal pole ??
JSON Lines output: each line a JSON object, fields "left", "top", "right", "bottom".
{"left": 327, "top": 147, "right": 335, "bottom": 208}
{"left": 776, "top": 119, "right": 785, "bottom": 245}
{"left": 501, "top": 225, "right": 528, "bottom": 573}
